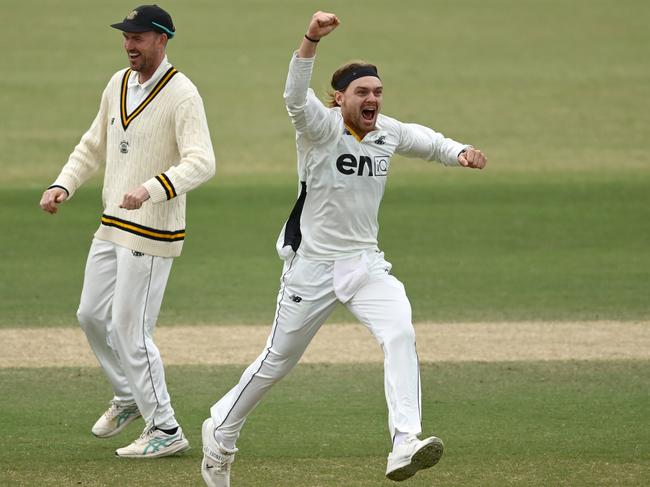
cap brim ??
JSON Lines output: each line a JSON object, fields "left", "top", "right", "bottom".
{"left": 110, "top": 21, "right": 154, "bottom": 33}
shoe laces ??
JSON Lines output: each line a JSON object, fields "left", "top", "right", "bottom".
{"left": 104, "top": 400, "right": 121, "bottom": 419}
{"left": 206, "top": 444, "right": 235, "bottom": 473}
{"left": 209, "top": 454, "right": 232, "bottom": 474}
{"left": 137, "top": 425, "right": 158, "bottom": 442}
{"left": 105, "top": 400, "right": 135, "bottom": 419}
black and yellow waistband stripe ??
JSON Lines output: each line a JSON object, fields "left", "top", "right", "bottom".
{"left": 101, "top": 214, "right": 185, "bottom": 242}
{"left": 155, "top": 173, "right": 177, "bottom": 200}
{"left": 120, "top": 67, "right": 179, "bottom": 130}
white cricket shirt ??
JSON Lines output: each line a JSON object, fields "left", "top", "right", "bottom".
{"left": 278, "top": 53, "right": 469, "bottom": 260}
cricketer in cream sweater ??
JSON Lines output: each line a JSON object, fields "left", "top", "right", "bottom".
{"left": 40, "top": 5, "right": 214, "bottom": 458}
{"left": 46, "top": 53, "right": 214, "bottom": 257}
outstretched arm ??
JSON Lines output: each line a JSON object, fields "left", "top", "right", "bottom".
{"left": 298, "top": 11, "right": 340, "bottom": 59}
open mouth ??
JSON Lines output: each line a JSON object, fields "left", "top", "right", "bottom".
{"left": 128, "top": 52, "right": 141, "bottom": 62}
{"left": 361, "top": 106, "right": 376, "bottom": 121}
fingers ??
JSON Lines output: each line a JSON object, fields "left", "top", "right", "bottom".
{"left": 120, "top": 193, "right": 142, "bottom": 210}
{"left": 316, "top": 12, "right": 339, "bottom": 28}
{"left": 120, "top": 186, "right": 150, "bottom": 210}
{"left": 460, "top": 149, "right": 487, "bottom": 170}
{"left": 39, "top": 189, "right": 66, "bottom": 214}
{"left": 308, "top": 11, "right": 340, "bottom": 39}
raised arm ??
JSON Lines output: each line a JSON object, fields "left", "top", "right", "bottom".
{"left": 284, "top": 12, "right": 342, "bottom": 142}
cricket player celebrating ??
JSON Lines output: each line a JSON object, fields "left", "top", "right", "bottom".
{"left": 40, "top": 5, "right": 215, "bottom": 457}
{"left": 201, "top": 11, "right": 486, "bottom": 485}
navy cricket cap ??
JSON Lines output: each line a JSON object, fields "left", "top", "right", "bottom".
{"left": 111, "top": 5, "right": 175, "bottom": 39}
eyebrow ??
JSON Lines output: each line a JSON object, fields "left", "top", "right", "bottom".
{"left": 355, "top": 86, "right": 383, "bottom": 93}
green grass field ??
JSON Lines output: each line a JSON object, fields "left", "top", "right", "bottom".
{"left": 3, "top": 362, "right": 650, "bottom": 486}
{"left": 1, "top": 0, "right": 649, "bottom": 485}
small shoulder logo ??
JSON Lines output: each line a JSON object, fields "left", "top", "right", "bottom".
{"left": 374, "top": 135, "right": 386, "bottom": 145}
{"left": 126, "top": 10, "right": 139, "bottom": 20}
{"left": 289, "top": 294, "right": 302, "bottom": 303}
{"left": 132, "top": 250, "right": 144, "bottom": 257}
{"left": 110, "top": 117, "right": 115, "bottom": 125}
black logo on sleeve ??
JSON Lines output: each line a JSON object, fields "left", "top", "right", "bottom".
{"left": 336, "top": 154, "right": 389, "bottom": 177}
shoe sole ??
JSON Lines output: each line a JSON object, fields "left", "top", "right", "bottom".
{"left": 115, "top": 439, "right": 191, "bottom": 458}
{"left": 92, "top": 412, "right": 142, "bottom": 438}
{"left": 386, "top": 438, "right": 444, "bottom": 482}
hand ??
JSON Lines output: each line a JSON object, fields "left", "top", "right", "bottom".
{"left": 120, "top": 185, "right": 150, "bottom": 210}
{"left": 306, "top": 11, "right": 340, "bottom": 41}
{"left": 458, "top": 148, "right": 487, "bottom": 170}
{"left": 39, "top": 188, "right": 68, "bottom": 214}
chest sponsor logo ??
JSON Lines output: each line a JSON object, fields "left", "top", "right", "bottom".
{"left": 119, "top": 140, "right": 129, "bottom": 154}
{"left": 336, "top": 154, "right": 389, "bottom": 177}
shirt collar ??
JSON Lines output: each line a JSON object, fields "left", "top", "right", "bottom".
{"left": 128, "top": 56, "right": 171, "bottom": 90}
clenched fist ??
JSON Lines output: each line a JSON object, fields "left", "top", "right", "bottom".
{"left": 458, "top": 148, "right": 487, "bottom": 170}
{"left": 305, "top": 11, "right": 340, "bottom": 41}
{"left": 40, "top": 187, "right": 68, "bottom": 214}
{"left": 120, "top": 185, "right": 150, "bottom": 210}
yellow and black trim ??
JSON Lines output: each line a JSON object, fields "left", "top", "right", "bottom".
{"left": 344, "top": 124, "right": 363, "bottom": 142}
{"left": 101, "top": 214, "right": 185, "bottom": 242}
{"left": 120, "top": 67, "right": 179, "bottom": 130}
{"left": 155, "top": 173, "right": 177, "bottom": 200}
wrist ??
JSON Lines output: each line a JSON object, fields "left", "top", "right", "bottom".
{"left": 304, "top": 34, "right": 320, "bottom": 43}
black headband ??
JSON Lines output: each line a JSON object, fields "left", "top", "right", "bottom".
{"left": 333, "top": 66, "right": 380, "bottom": 91}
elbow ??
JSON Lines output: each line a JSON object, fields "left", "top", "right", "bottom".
{"left": 205, "top": 153, "right": 216, "bottom": 180}
{"left": 284, "top": 94, "right": 306, "bottom": 114}
{"left": 209, "top": 157, "right": 216, "bottom": 179}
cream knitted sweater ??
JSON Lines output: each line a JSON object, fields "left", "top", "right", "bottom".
{"left": 49, "top": 64, "right": 215, "bottom": 257}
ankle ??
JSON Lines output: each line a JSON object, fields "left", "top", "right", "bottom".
{"left": 214, "top": 429, "right": 236, "bottom": 451}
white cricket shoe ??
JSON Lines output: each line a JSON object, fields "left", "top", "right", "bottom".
{"left": 201, "top": 418, "right": 237, "bottom": 487}
{"left": 385, "top": 435, "right": 444, "bottom": 482}
{"left": 92, "top": 400, "right": 141, "bottom": 438}
{"left": 115, "top": 425, "right": 190, "bottom": 458}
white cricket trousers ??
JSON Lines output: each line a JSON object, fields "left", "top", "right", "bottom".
{"left": 211, "top": 250, "right": 422, "bottom": 448}
{"left": 77, "top": 238, "right": 178, "bottom": 430}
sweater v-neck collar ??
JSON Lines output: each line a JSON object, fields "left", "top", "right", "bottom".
{"left": 119, "top": 64, "right": 178, "bottom": 130}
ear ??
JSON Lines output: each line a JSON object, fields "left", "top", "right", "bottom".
{"left": 334, "top": 91, "right": 344, "bottom": 107}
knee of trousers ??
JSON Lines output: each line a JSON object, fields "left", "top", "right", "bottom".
{"left": 382, "top": 323, "right": 417, "bottom": 351}
{"left": 255, "top": 349, "right": 301, "bottom": 383}
{"left": 77, "top": 307, "right": 106, "bottom": 333}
